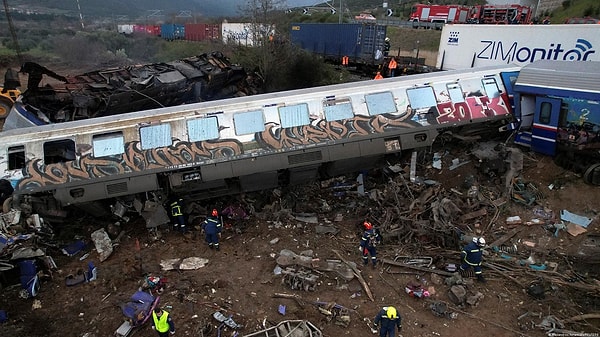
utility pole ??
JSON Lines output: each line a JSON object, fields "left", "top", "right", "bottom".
{"left": 2, "top": 0, "right": 22, "bottom": 64}
{"left": 75, "top": 0, "right": 85, "bottom": 29}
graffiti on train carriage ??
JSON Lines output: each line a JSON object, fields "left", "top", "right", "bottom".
{"left": 0, "top": 64, "right": 521, "bottom": 220}
{"left": 15, "top": 88, "right": 510, "bottom": 192}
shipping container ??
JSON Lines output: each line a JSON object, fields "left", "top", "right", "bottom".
{"left": 133, "top": 24, "right": 161, "bottom": 36}
{"left": 221, "top": 22, "right": 274, "bottom": 46}
{"left": 117, "top": 24, "right": 134, "bottom": 35}
{"left": 160, "top": 24, "right": 185, "bottom": 40}
{"left": 185, "top": 23, "right": 221, "bottom": 41}
{"left": 290, "top": 23, "right": 387, "bottom": 65}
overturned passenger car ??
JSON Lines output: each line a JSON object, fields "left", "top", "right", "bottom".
{"left": 3, "top": 51, "right": 259, "bottom": 130}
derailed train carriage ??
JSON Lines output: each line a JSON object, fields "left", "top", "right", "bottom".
{"left": 0, "top": 65, "right": 519, "bottom": 219}
{"left": 3, "top": 51, "right": 255, "bottom": 131}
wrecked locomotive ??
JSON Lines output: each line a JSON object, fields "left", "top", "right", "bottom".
{"left": 0, "top": 60, "right": 598, "bottom": 222}
{"left": 2, "top": 51, "right": 256, "bottom": 131}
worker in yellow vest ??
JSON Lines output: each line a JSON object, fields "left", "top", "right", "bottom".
{"left": 152, "top": 308, "right": 175, "bottom": 336}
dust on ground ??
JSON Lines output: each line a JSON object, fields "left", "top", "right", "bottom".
{"left": 1, "top": 141, "right": 599, "bottom": 337}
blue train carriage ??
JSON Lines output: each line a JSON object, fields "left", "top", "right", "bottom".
{"left": 511, "top": 60, "right": 600, "bottom": 185}
{"left": 0, "top": 65, "right": 519, "bottom": 217}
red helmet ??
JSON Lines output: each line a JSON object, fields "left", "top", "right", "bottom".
{"left": 363, "top": 221, "right": 373, "bottom": 230}
{"left": 212, "top": 209, "right": 218, "bottom": 217}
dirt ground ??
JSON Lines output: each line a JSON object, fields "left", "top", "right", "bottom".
{"left": 1, "top": 140, "right": 600, "bottom": 337}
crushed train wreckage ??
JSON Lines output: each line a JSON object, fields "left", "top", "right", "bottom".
{"left": 3, "top": 51, "right": 261, "bottom": 131}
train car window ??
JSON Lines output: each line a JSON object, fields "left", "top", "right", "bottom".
{"left": 482, "top": 78, "right": 500, "bottom": 98}
{"left": 8, "top": 146, "right": 26, "bottom": 170}
{"left": 92, "top": 132, "right": 125, "bottom": 157}
{"left": 188, "top": 117, "right": 219, "bottom": 141}
{"left": 539, "top": 102, "right": 552, "bottom": 124}
{"left": 234, "top": 110, "right": 265, "bottom": 135}
{"left": 324, "top": 97, "right": 353, "bottom": 121}
{"left": 406, "top": 87, "right": 436, "bottom": 110}
{"left": 365, "top": 92, "right": 397, "bottom": 115}
{"left": 44, "top": 139, "right": 76, "bottom": 164}
{"left": 446, "top": 84, "right": 465, "bottom": 103}
{"left": 140, "top": 124, "right": 172, "bottom": 150}
{"left": 279, "top": 104, "right": 310, "bottom": 128}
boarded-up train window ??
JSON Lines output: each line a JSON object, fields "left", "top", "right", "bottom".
{"left": 365, "top": 92, "right": 397, "bottom": 115}
{"left": 188, "top": 117, "right": 219, "bottom": 141}
{"left": 93, "top": 132, "right": 124, "bottom": 157}
{"left": 44, "top": 139, "right": 76, "bottom": 164}
{"left": 234, "top": 110, "right": 265, "bottom": 135}
{"left": 8, "top": 145, "right": 25, "bottom": 170}
{"left": 447, "top": 83, "right": 465, "bottom": 103}
{"left": 324, "top": 97, "right": 354, "bottom": 121}
{"left": 279, "top": 104, "right": 310, "bottom": 128}
{"left": 140, "top": 124, "right": 172, "bottom": 150}
{"left": 482, "top": 78, "right": 500, "bottom": 99}
{"left": 406, "top": 86, "right": 436, "bottom": 110}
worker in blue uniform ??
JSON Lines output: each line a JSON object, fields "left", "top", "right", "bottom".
{"left": 460, "top": 236, "right": 486, "bottom": 282}
{"left": 359, "top": 221, "right": 382, "bottom": 268}
{"left": 202, "top": 209, "right": 223, "bottom": 250}
{"left": 373, "top": 306, "right": 402, "bottom": 337}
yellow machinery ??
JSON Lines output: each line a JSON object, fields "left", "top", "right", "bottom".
{"left": 0, "top": 68, "right": 20, "bottom": 119}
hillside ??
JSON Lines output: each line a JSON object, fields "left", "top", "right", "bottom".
{"left": 546, "top": 0, "right": 600, "bottom": 23}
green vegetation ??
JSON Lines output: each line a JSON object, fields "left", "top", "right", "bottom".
{"left": 546, "top": 0, "right": 600, "bottom": 23}
{"left": 2, "top": 0, "right": 598, "bottom": 91}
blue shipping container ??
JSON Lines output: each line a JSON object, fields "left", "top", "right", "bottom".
{"left": 290, "top": 23, "right": 387, "bottom": 64}
{"left": 161, "top": 24, "right": 185, "bottom": 40}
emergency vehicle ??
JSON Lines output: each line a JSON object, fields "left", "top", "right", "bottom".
{"left": 410, "top": 4, "right": 532, "bottom": 29}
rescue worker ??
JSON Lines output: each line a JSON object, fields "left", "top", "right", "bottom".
{"left": 202, "top": 209, "right": 223, "bottom": 250}
{"left": 460, "top": 236, "right": 486, "bottom": 282}
{"left": 387, "top": 57, "right": 398, "bottom": 78}
{"left": 374, "top": 71, "right": 383, "bottom": 80}
{"left": 373, "top": 306, "right": 402, "bottom": 337}
{"left": 359, "top": 221, "right": 382, "bottom": 268}
{"left": 19, "top": 61, "right": 67, "bottom": 91}
{"left": 384, "top": 37, "right": 391, "bottom": 57}
{"left": 170, "top": 197, "right": 187, "bottom": 233}
{"left": 151, "top": 307, "right": 175, "bottom": 336}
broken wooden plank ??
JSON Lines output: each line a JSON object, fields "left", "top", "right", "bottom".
{"left": 381, "top": 258, "right": 454, "bottom": 276}
{"left": 488, "top": 226, "right": 526, "bottom": 248}
{"left": 460, "top": 208, "right": 488, "bottom": 222}
{"left": 332, "top": 250, "right": 374, "bottom": 302}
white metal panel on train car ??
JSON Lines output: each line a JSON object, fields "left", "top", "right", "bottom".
{"left": 436, "top": 24, "right": 600, "bottom": 70}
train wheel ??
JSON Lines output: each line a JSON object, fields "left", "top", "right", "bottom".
{"left": 0, "top": 96, "right": 13, "bottom": 119}
{"left": 583, "top": 163, "right": 600, "bottom": 185}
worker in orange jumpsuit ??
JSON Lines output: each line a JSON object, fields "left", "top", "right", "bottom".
{"left": 387, "top": 57, "right": 398, "bottom": 78}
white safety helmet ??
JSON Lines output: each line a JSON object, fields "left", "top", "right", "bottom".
{"left": 476, "top": 237, "right": 486, "bottom": 247}
{"left": 385, "top": 37, "right": 390, "bottom": 42}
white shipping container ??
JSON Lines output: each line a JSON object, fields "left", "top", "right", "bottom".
{"left": 221, "top": 22, "right": 274, "bottom": 47}
{"left": 436, "top": 24, "right": 600, "bottom": 70}
{"left": 117, "top": 24, "right": 134, "bottom": 35}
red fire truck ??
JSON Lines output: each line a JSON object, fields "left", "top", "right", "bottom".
{"left": 468, "top": 4, "right": 532, "bottom": 24}
{"left": 410, "top": 3, "right": 532, "bottom": 29}
{"left": 409, "top": 4, "right": 470, "bottom": 29}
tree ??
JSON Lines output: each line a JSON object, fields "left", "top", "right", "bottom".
{"left": 237, "top": 0, "right": 287, "bottom": 91}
